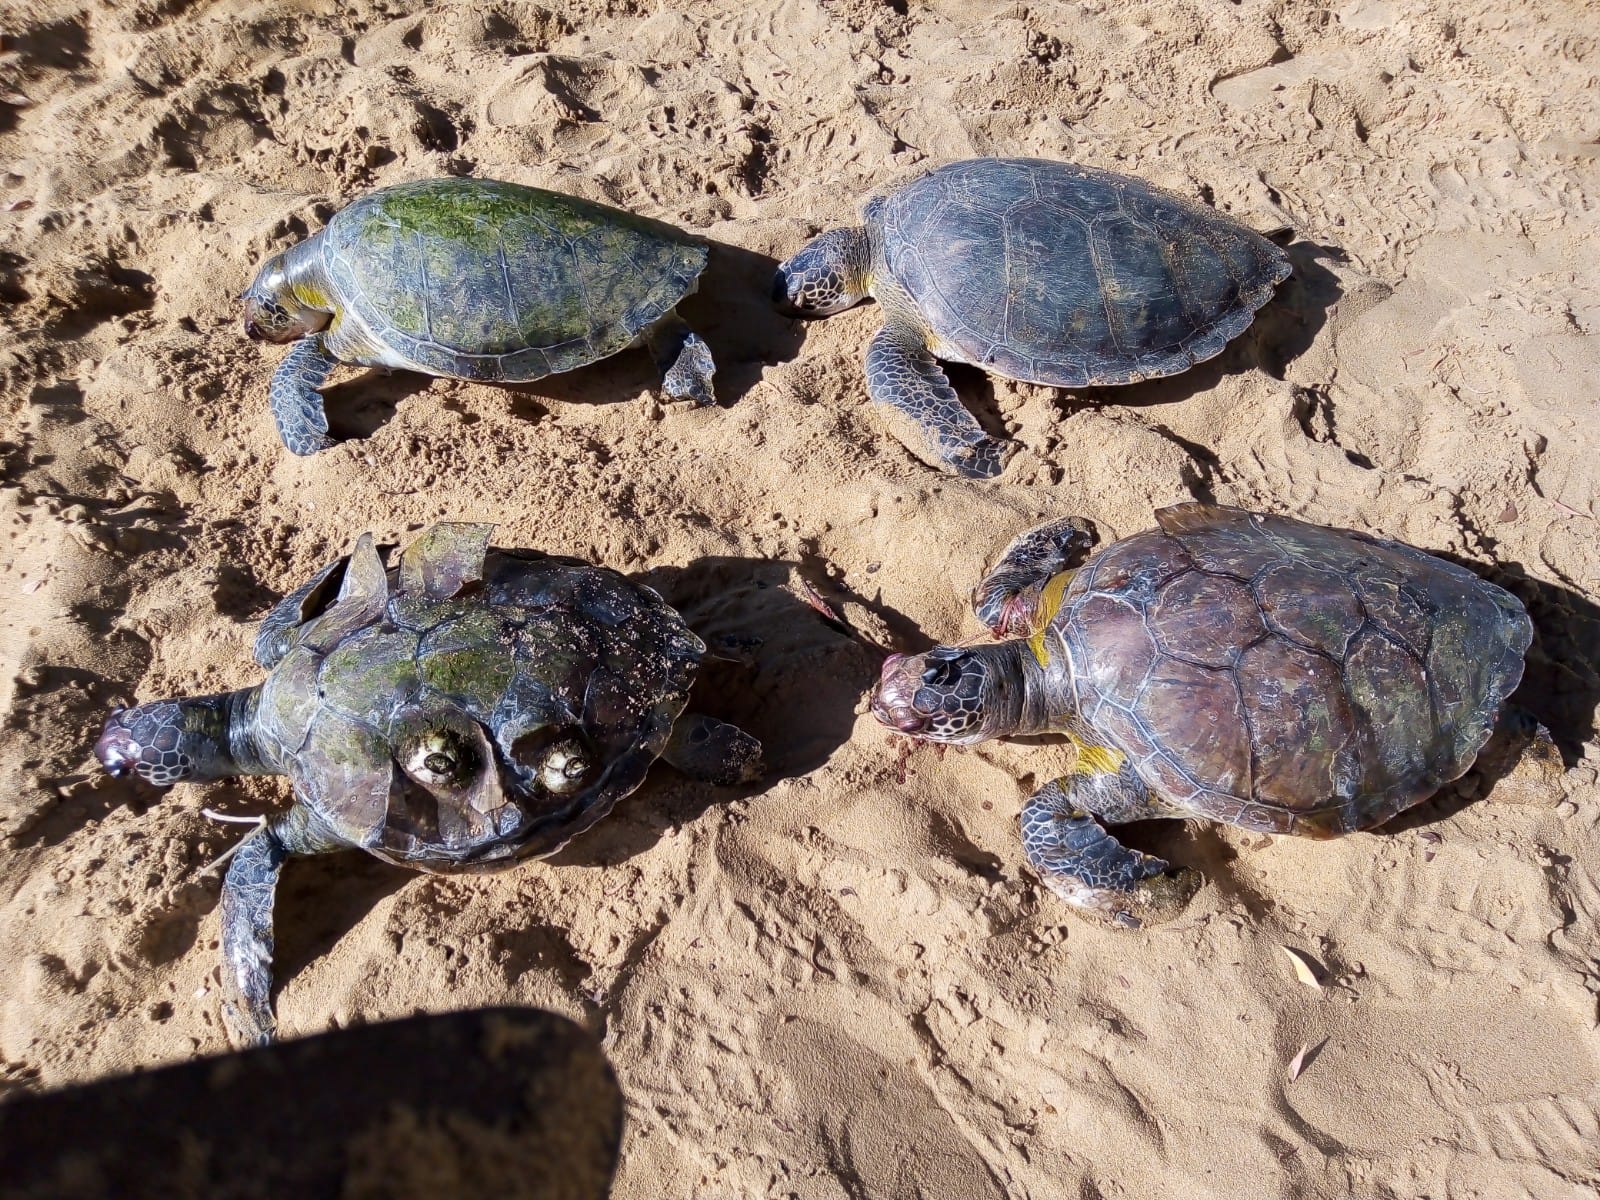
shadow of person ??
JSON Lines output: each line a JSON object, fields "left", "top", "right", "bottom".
{"left": 0, "top": 1007, "right": 623, "bottom": 1200}
{"left": 549, "top": 552, "right": 888, "bottom": 868}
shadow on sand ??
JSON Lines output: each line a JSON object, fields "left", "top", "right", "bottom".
{"left": 0, "top": 1008, "right": 622, "bottom": 1199}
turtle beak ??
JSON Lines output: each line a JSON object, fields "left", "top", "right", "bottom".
{"left": 871, "top": 654, "right": 930, "bottom": 736}
{"left": 770, "top": 267, "right": 803, "bottom": 318}
{"left": 94, "top": 710, "right": 136, "bottom": 778}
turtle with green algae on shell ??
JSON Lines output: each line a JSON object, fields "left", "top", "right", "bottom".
{"left": 871, "top": 503, "right": 1563, "bottom": 925}
{"left": 243, "top": 177, "right": 718, "bottom": 455}
{"left": 94, "top": 524, "right": 762, "bottom": 1044}
{"left": 772, "top": 158, "right": 1292, "bottom": 479}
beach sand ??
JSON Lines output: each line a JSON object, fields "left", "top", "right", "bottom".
{"left": 2, "top": 0, "right": 1598, "bottom": 1195}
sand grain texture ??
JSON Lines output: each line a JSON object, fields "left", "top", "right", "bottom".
{"left": 2, "top": 1, "right": 1598, "bottom": 1197}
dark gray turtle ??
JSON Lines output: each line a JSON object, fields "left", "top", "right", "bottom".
{"left": 772, "top": 158, "right": 1291, "bottom": 478}
{"left": 872, "top": 504, "right": 1560, "bottom": 923}
{"left": 243, "top": 177, "right": 716, "bottom": 455}
{"left": 95, "top": 524, "right": 761, "bottom": 1043}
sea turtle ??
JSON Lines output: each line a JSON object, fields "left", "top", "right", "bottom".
{"left": 871, "top": 503, "right": 1560, "bottom": 923}
{"left": 94, "top": 523, "right": 762, "bottom": 1043}
{"left": 243, "top": 177, "right": 717, "bottom": 455}
{"left": 772, "top": 158, "right": 1291, "bottom": 478}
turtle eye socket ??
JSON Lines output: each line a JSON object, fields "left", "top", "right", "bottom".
{"left": 402, "top": 729, "right": 477, "bottom": 787}
{"left": 537, "top": 737, "right": 593, "bottom": 796}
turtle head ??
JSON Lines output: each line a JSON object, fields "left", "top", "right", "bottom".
{"left": 242, "top": 252, "right": 330, "bottom": 343}
{"left": 772, "top": 227, "right": 871, "bottom": 318}
{"left": 96, "top": 692, "right": 259, "bottom": 787}
{"left": 872, "top": 645, "right": 1024, "bottom": 745}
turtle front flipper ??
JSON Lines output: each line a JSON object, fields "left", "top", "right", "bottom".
{"left": 219, "top": 806, "right": 342, "bottom": 1046}
{"left": 662, "top": 713, "right": 763, "bottom": 785}
{"left": 270, "top": 335, "right": 340, "bottom": 456}
{"left": 1021, "top": 769, "right": 1199, "bottom": 927}
{"left": 254, "top": 558, "right": 350, "bottom": 668}
{"left": 973, "top": 516, "right": 1096, "bottom": 638}
{"left": 864, "top": 319, "right": 1015, "bottom": 479}
{"left": 647, "top": 313, "right": 717, "bottom": 407}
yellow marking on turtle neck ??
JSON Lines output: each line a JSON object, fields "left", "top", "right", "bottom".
{"left": 1025, "top": 570, "right": 1074, "bottom": 667}
{"left": 1069, "top": 743, "right": 1126, "bottom": 776}
{"left": 290, "top": 281, "right": 329, "bottom": 309}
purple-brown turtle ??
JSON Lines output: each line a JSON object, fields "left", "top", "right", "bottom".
{"left": 872, "top": 503, "right": 1558, "bottom": 924}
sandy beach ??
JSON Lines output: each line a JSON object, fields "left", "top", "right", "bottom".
{"left": 2, "top": 0, "right": 1598, "bottom": 1195}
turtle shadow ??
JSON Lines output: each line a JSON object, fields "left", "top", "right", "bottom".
{"left": 1068, "top": 238, "right": 1345, "bottom": 414}
{"left": 945, "top": 364, "right": 1015, "bottom": 448}
{"left": 1252, "top": 240, "right": 1346, "bottom": 379}
{"left": 210, "top": 558, "right": 282, "bottom": 623}
{"left": 1125, "top": 818, "right": 1283, "bottom": 924}
{"left": 1484, "top": 562, "right": 1600, "bottom": 762}
{"left": 1434, "top": 552, "right": 1600, "bottom": 765}
{"left": 271, "top": 844, "right": 413, "bottom": 986}
{"left": 645, "top": 553, "right": 889, "bottom": 778}
{"left": 680, "top": 238, "right": 806, "bottom": 401}
{"left": 548, "top": 552, "right": 888, "bottom": 868}
{"left": 321, "top": 369, "right": 437, "bottom": 444}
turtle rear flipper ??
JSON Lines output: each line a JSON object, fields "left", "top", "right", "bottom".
{"left": 1021, "top": 772, "right": 1198, "bottom": 927}
{"left": 865, "top": 319, "right": 1014, "bottom": 479}
{"left": 663, "top": 713, "right": 762, "bottom": 785}
{"left": 648, "top": 313, "right": 716, "bottom": 406}
{"left": 270, "top": 336, "right": 339, "bottom": 456}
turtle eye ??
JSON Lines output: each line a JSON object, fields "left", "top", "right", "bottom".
{"left": 537, "top": 737, "right": 593, "bottom": 795}
{"left": 402, "top": 729, "right": 476, "bottom": 787}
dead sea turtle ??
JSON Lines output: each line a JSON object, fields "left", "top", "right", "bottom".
{"left": 772, "top": 158, "right": 1291, "bottom": 478}
{"left": 95, "top": 524, "right": 762, "bottom": 1043}
{"left": 243, "top": 177, "right": 716, "bottom": 455}
{"left": 871, "top": 504, "right": 1558, "bottom": 923}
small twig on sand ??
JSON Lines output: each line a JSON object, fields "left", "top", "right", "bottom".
{"left": 196, "top": 808, "right": 267, "bottom": 878}
{"left": 788, "top": 575, "right": 897, "bottom": 655}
